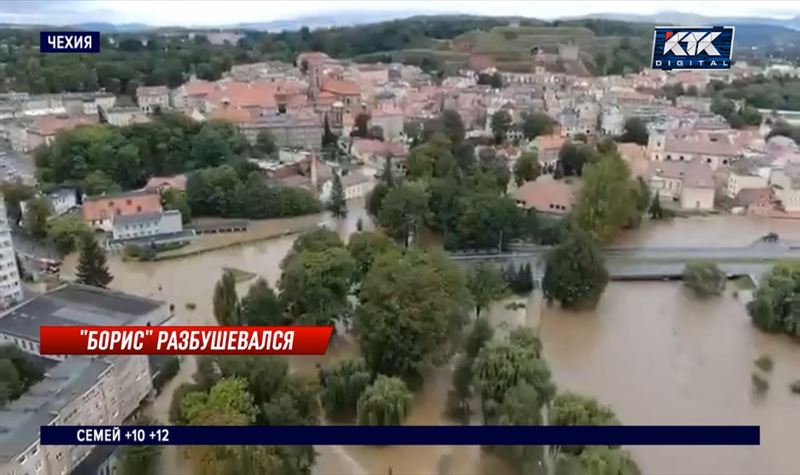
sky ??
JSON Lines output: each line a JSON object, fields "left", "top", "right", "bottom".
{"left": 2, "top": 0, "right": 798, "bottom": 26}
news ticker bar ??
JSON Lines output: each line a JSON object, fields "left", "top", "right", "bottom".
{"left": 41, "top": 426, "right": 760, "bottom": 446}
{"left": 39, "top": 326, "right": 334, "bottom": 355}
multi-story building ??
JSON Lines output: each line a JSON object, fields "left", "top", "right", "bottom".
{"left": 21, "top": 188, "right": 77, "bottom": 219}
{"left": 135, "top": 86, "right": 170, "bottom": 114}
{"left": 648, "top": 160, "right": 716, "bottom": 210}
{"left": 770, "top": 164, "right": 800, "bottom": 212}
{"left": 726, "top": 172, "right": 769, "bottom": 199}
{"left": 239, "top": 111, "right": 323, "bottom": 150}
{"left": 0, "top": 195, "right": 21, "bottom": 307}
{"left": 111, "top": 209, "right": 183, "bottom": 241}
{"left": 0, "top": 284, "right": 172, "bottom": 475}
{"left": 82, "top": 190, "right": 163, "bottom": 232}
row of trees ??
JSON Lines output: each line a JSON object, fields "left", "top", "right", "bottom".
{"left": 34, "top": 114, "right": 249, "bottom": 191}
{"left": 369, "top": 110, "right": 552, "bottom": 251}
{"left": 749, "top": 264, "right": 800, "bottom": 336}
{"left": 186, "top": 165, "right": 320, "bottom": 219}
{"left": 0, "top": 345, "right": 44, "bottom": 406}
{"left": 169, "top": 355, "right": 317, "bottom": 474}
{"left": 707, "top": 76, "right": 800, "bottom": 112}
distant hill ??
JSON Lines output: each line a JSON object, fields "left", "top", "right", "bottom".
{"left": 235, "top": 11, "right": 424, "bottom": 31}
{"left": 575, "top": 11, "right": 800, "bottom": 31}
{"left": 70, "top": 22, "right": 153, "bottom": 32}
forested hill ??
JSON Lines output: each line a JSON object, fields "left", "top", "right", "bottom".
{"left": 0, "top": 15, "right": 791, "bottom": 95}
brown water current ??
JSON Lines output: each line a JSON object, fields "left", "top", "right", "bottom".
{"left": 61, "top": 211, "right": 800, "bottom": 474}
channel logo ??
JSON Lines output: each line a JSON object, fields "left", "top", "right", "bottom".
{"left": 40, "top": 31, "right": 101, "bottom": 53}
{"left": 651, "top": 26, "right": 734, "bottom": 71}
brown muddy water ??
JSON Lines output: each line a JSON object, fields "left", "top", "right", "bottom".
{"left": 61, "top": 212, "right": 800, "bottom": 475}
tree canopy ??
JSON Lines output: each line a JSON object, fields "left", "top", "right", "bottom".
{"left": 356, "top": 250, "right": 470, "bottom": 379}
{"left": 542, "top": 230, "right": 609, "bottom": 310}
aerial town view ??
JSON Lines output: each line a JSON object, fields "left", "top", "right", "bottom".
{"left": 0, "top": 0, "right": 798, "bottom": 474}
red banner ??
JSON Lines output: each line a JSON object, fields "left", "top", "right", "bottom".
{"left": 39, "top": 326, "right": 334, "bottom": 355}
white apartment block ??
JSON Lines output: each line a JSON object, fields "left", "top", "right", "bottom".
{"left": 726, "top": 172, "right": 769, "bottom": 199}
{"left": 0, "top": 284, "right": 173, "bottom": 475}
{"left": 0, "top": 195, "right": 22, "bottom": 307}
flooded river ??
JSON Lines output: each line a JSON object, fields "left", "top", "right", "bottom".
{"left": 63, "top": 211, "right": 800, "bottom": 474}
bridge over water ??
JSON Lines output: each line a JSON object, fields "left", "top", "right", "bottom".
{"left": 450, "top": 239, "right": 800, "bottom": 285}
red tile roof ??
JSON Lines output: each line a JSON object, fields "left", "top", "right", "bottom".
{"left": 209, "top": 107, "right": 253, "bottom": 124}
{"left": 29, "top": 114, "right": 98, "bottom": 136}
{"left": 144, "top": 174, "right": 188, "bottom": 192}
{"left": 321, "top": 78, "right": 360, "bottom": 97}
{"left": 82, "top": 190, "right": 162, "bottom": 222}
{"left": 182, "top": 80, "right": 216, "bottom": 97}
{"left": 513, "top": 176, "right": 575, "bottom": 215}
{"left": 649, "top": 160, "right": 715, "bottom": 188}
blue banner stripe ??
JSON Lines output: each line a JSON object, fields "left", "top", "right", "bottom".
{"left": 40, "top": 425, "right": 760, "bottom": 446}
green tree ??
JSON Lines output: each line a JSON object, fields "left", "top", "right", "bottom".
{"left": 213, "top": 271, "right": 240, "bottom": 326}
{"left": 464, "top": 317, "right": 494, "bottom": 359}
{"left": 573, "top": 153, "right": 640, "bottom": 242}
{"left": 240, "top": 278, "right": 283, "bottom": 326}
{"left": 0, "top": 359, "right": 21, "bottom": 406}
{"left": 576, "top": 446, "right": 641, "bottom": 475}
{"left": 649, "top": 191, "right": 664, "bottom": 219}
{"left": 542, "top": 231, "right": 609, "bottom": 309}
{"left": 47, "top": 214, "right": 91, "bottom": 255}
{"left": 256, "top": 130, "right": 278, "bottom": 157}
{"left": 484, "top": 382, "right": 546, "bottom": 473}
{"left": 378, "top": 181, "right": 429, "bottom": 247}
{"left": 619, "top": 117, "right": 649, "bottom": 145}
{"left": 162, "top": 188, "right": 192, "bottom": 223}
{"left": 118, "top": 425, "right": 162, "bottom": 475}
{"left": 322, "top": 114, "right": 338, "bottom": 147}
{"left": 491, "top": 110, "right": 513, "bottom": 144}
{"left": 181, "top": 377, "right": 259, "bottom": 474}
{"left": 281, "top": 228, "right": 344, "bottom": 269}
{"left": 278, "top": 247, "right": 357, "bottom": 326}
{"left": 347, "top": 231, "right": 400, "bottom": 279}
{"left": 356, "top": 250, "right": 470, "bottom": 378}
{"left": 447, "top": 355, "right": 475, "bottom": 421}
{"left": 357, "top": 375, "right": 413, "bottom": 426}
{"left": 23, "top": 197, "right": 53, "bottom": 239}
{"left": 407, "top": 132, "right": 453, "bottom": 179}
{"left": 513, "top": 150, "right": 541, "bottom": 185}
{"left": 327, "top": 174, "right": 347, "bottom": 219}
{"left": 550, "top": 391, "right": 619, "bottom": 455}
{"left": 319, "top": 358, "right": 373, "bottom": 420}
{"left": 75, "top": 234, "right": 113, "bottom": 288}
{"left": 1, "top": 180, "right": 35, "bottom": 225}
{"left": 466, "top": 262, "right": 509, "bottom": 318}
{"left": 683, "top": 262, "right": 727, "bottom": 298}
{"left": 558, "top": 142, "right": 596, "bottom": 177}
{"left": 475, "top": 328, "right": 554, "bottom": 418}
{"left": 748, "top": 264, "right": 800, "bottom": 336}
{"left": 521, "top": 112, "right": 555, "bottom": 141}
{"left": 82, "top": 170, "right": 121, "bottom": 196}
{"left": 191, "top": 123, "right": 233, "bottom": 168}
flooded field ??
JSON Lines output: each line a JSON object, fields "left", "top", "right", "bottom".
{"left": 61, "top": 211, "right": 800, "bottom": 474}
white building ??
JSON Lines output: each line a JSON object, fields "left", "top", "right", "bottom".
{"left": 770, "top": 165, "right": 800, "bottom": 212}
{"left": 111, "top": 209, "right": 183, "bottom": 241}
{"left": 0, "top": 284, "right": 173, "bottom": 475}
{"left": 319, "top": 171, "right": 374, "bottom": 203}
{"left": 135, "top": 86, "right": 170, "bottom": 114}
{"left": 21, "top": 188, "right": 77, "bottom": 219}
{"left": 0, "top": 195, "right": 21, "bottom": 307}
{"left": 726, "top": 172, "right": 769, "bottom": 199}
{"left": 600, "top": 105, "right": 624, "bottom": 136}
